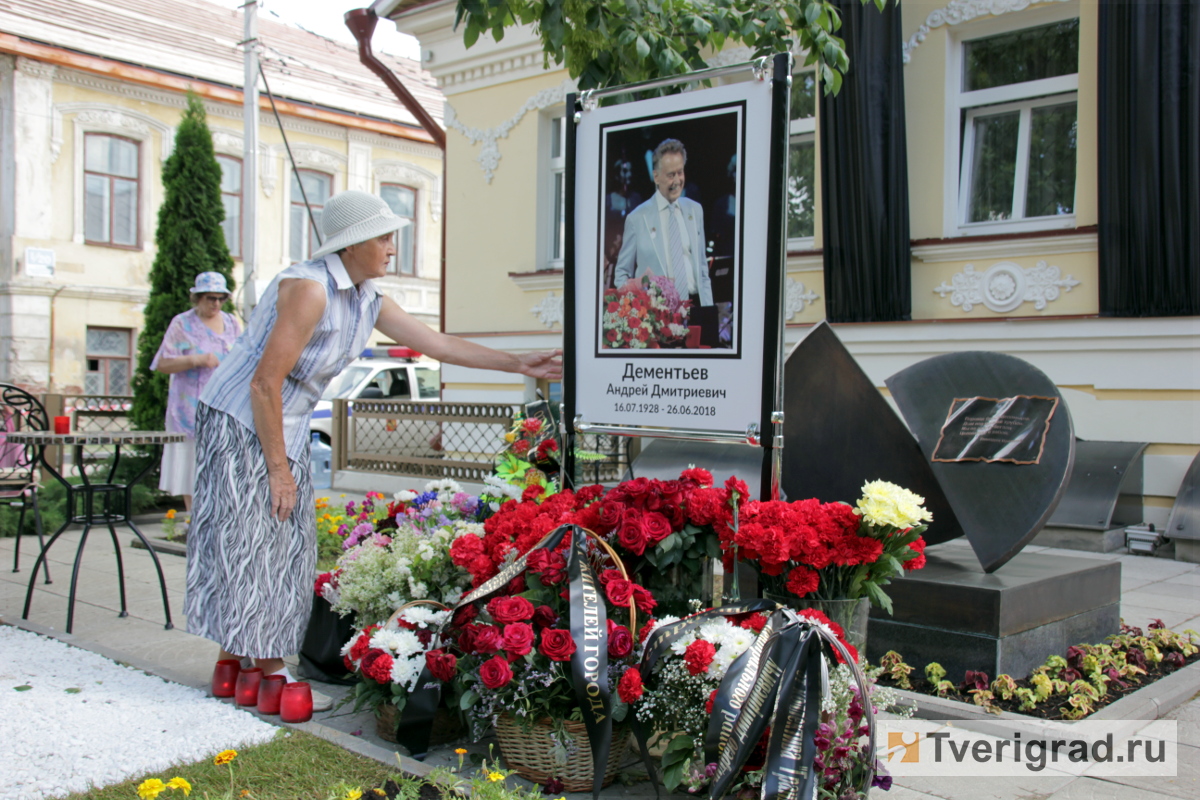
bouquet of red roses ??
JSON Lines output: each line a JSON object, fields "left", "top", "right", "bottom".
{"left": 474, "top": 469, "right": 742, "bottom": 617}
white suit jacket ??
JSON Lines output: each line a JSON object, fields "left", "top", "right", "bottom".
{"left": 612, "top": 195, "right": 713, "bottom": 307}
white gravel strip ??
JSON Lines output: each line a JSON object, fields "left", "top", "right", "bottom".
{"left": 0, "top": 626, "right": 279, "bottom": 800}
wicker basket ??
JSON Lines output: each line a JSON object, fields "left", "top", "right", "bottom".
{"left": 495, "top": 713, "right": 630, "bottom": 792}
{"left": 376, "top": 702, "right": 465, "bottom": 746}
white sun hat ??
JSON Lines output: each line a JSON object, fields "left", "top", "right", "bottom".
{"left": 311, "top": 190, "right": 405, "bottom": 260}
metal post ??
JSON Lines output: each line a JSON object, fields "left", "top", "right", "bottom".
{"left": 240, "top": 0, "right": 259, "bottom": 319}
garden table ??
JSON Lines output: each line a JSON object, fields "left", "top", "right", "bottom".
{"left": 12, "top": 430, "right": 184, "bottom": 633}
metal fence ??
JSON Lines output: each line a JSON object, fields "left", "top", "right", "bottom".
{"left": 42, "top": 394, "right": 134, "bottom": 477}
{"left": 332, "top": 398, "right": 631, "bottom": 486}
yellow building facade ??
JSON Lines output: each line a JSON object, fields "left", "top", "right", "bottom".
{"left": 378, "top": 0, "right": 1198, "bottom": 530}
{"left": 0, "top": 0, "right": 445, "bottom": 397}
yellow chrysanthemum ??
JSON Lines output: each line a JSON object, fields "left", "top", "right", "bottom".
{"left": 454, "top": 748, "right": 468, "bottom": 755}
{"left": 856, "top": 480, "right": 933, "bottom": 530}
{"left": 487, "top": 772, "right": 504, "bottom": 782}
{"left": 166, "top": 777, "right": 192, "bottom": 796}
{"left": 504, "top": 431, "right": 517, "bottom": 443}
{"left": 213, "top": 749, "right": 238, "bottom": 766}
{"left": 137, "top": 778, "right": 167, "bottom": 800}
{"left": 165, "top": 509, "right": 176, "bottom": 520}
{"left": 342, "top": 790, "right": 363, "bottom": 800}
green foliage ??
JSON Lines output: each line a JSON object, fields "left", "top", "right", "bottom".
{"left": 454, "top": 0, "right": 889, "bottom": 96}
{"left": 661, "top": 733, "right": 697, "bottom": 791}
{"left": 0, "top": 463, "right": 158, "bottom": 539}
{"left": 130, "top": 92, "right": 235, "bottom": 432}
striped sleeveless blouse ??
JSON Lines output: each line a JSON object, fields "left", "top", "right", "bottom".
{"left": 200, "top": 254, "right": 383, "bottom": 463}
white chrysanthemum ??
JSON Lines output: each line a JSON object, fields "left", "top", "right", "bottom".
{"left": 669, "top": 632, "right": 698, "bottom": 656}
{"left": 390, "top": 655, "right": 423, "bottom": 690}
{"left": 402, "top": 607, "right": 450, "bottom": 629}
{"left": 711, "top": 646, "right": 739, "bottom": 678}
{"left": 424, "top": 478, "right": 463, "bottom": 501}
{"left": 696, "top": 619, "right": 735, "bottom": 646}
{"left": 370, "top": 627, "right": 422, "bottom": 656}
{"left": 394, "top": 489, "right": 418, "bottom": 502}
{"left": 723, "top": 626, "right": 756, "bottom": 654}
{"left": 856, "top": 480, "right": 932, "bottom": 529}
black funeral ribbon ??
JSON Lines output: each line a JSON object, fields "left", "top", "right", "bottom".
{"left": 634, "top": 603, "right": 877, "bottom": 800}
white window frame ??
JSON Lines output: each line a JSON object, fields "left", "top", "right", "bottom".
{"left": 787, "top": 68, "right": 818, "bottom": 251}
{"left": 942, "top": 4, "right": 1081, "bottom": 237}
{"left": 279, "top": 145, "right": 345, "bottom": 266}
{"left": 538, "top": 111, "right": 568, "bottom": 272}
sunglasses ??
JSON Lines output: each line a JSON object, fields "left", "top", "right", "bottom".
{"left": 200, "top": 294, "right": 227, "bottom": 302}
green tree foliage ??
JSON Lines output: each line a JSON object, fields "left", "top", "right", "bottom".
{"left": 130, "top": 93, "right": 235, "bottom": 431}
{"left": 454, "top": 0, "right": 890, "bottom": 95}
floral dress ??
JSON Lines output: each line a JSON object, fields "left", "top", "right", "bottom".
{"left": 151, "top": 308, "right": 241, "bottom": 440}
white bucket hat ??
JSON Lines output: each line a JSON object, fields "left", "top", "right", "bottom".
{"left": 189, "top": 271, "right": 230, "bottom": 296}
{"left": 311, "top": 190, "right": 405, "bottom": 259}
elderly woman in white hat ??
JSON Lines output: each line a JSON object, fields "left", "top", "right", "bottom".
{"left": 150, "top": 271, "right": 241, "bottom": 522}
{"left": 186, "top": 190, "right": 561, "bottom": 708}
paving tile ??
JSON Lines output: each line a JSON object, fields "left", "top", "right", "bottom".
{"left": 1131, "top": 582, "right": 1200, "bottom": 601}
{"left": 889, "top": 774, "right": 1074, "bottom": 800}
{"left": 1092, "top": 742, "right": 1200, "bottom": 800}
{"left": 1119, "top": 606, "right": 1195, "bottom": 631}
{"left": 1116, "top": 559, "right": 1197, "bottom": 580}
{"left": 1162, "top": 572, "right": 1200, "bottom": 588}
{"left": 1122, "top": 591, "right": 1200, "bottom": 617}
{"left": 1044, "top": 776, "right": 1187, "bottom": 800}
{"left": 1039, "top": 548, "right": 1123, "bottom": 561}
{"left": 1123, "top": 577, "right": 1157, "bottom": 594}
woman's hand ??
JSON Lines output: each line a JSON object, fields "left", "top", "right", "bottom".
{"left": 194, "top": 352, "right": 220, "bottom": 370}
{"left": 268, "top": 467, "right": 298, "bottom": 522}
{"left": 518, "top": 349, "right": 564, "bottom": 381}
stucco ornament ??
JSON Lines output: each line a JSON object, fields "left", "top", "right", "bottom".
{"left": 784, "top": 277, "right": 821, "bottom": 320}
{"left": 933, "top": 260, "right": 1080, "bottom": 313}
{"left": 531, "top": 292, "right": 564, "bottom": 329}
{"left": 443, "top": 78, "right": 575, "bottom": 183}
{"left": 902, "top": 0, "right": 1073, "bottom": 63}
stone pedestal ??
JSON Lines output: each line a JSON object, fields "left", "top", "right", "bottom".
{"left": 1031, "top": 524, "right": 1127, "bottom": 553}
{"left": 866, "top": 544, "right": 1121, "bottom": 682}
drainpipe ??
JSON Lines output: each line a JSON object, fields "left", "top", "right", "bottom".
{"left": 345, "top": 7, "right": 449, "bottom": 337}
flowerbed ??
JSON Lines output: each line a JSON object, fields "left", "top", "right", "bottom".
{"left": 874, "top": 620, "right": 1200, "bottom": 719}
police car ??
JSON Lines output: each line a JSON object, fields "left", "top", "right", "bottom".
{"left": 310, "top": 347, "right": 440, "bottom": 444}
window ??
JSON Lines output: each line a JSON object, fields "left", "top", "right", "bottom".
{"left": 84, "top": 134, "right": 139, "bottom": 247}
{"left": 216, "top": 155, "right": 242, "bottom": 258}
{"left": 380, "top": 184, "right": 417, "bottom": 275}
{"left": 290, "top": 169, "right": 332, "bottom": 262}
{"left": 787, "top": 71, "right": 817, "bottom": 246}
{"left": 956, "top": 19, "right": 1079, "bottom": 231}
{"left": 548, "top": 114, "right": 567, "bottom": 269}
{"left": 85, "top": 328, "right": 132, "bottom": 395}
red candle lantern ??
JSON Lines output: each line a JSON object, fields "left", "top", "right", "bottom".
{"left": 280, "top": 682, "right": 313, "bottom": 723}
{"left": 235, "top": 667, "right": 263, "bottom": 706}
{"left": 256, "top": 674, "right": 286, "bottom": 715}
{"left": 53, "top": 416, "right": 70, "bottom": 435}
{"left": 211, "top": 659, "right": 241, "bottom": 698}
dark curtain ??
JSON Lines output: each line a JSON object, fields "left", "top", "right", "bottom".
{"left": 819, "top": 0, "right": 911, "bottom": 322}
{"left": 1098, "top": 0, "right": 1200, "bottom": 316}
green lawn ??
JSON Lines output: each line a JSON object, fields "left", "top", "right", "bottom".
{"left": 65, "top": 730, "right": 400, "bottom": 800}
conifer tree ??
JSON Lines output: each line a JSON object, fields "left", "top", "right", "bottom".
{"left": 131, "top": 92, "right": 236, "bottom": 431}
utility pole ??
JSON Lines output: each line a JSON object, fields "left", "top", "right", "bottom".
{"left": 241, "top": 0, "right": 259, "bottom": 319}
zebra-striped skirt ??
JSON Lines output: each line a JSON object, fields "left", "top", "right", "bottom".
{"left": 184, "top": 402, "right": 316, "bottom": 659}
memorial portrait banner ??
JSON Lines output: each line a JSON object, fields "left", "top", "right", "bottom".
{"left": 932, "top": 395, "right": 1061, "bottom": 465}
{"left": 570, "top": 77, "right": 781, "bottom": 437}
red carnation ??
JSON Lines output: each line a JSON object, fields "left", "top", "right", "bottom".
{"left": 487, "top": 595, "right": 535, "bottom": 624}
{"left": 479, "top": 654, "right": 514, "bottom": 689}
{"left": 513, "top": 439, "right": 531, "bottom": 456}
{"left": 705, "top": 688, "right": 718, "bottom": 713}
{"left": 362, "top": 649, "right": 394, "bottom": 683}
{"left": 904, "top": 537, "right": 927, "bottom": 571}
{"left": 425, "top": 649, "right": 458, "bottom": 682}
{"left": 521, "top": 484, "right": 545, "bottom": 502}
{"left": 607, "top": 621, "right": 633, "bottom": 658}
{"left": 502, "top": 622, "right": 536, "bottom": 657}
{"left": 739, "top": 613, "right": 768, "bottom": 633}
{"left": 539, "top": 628, "right": 577, "bottom": 661}
{"left": 785, "top": 565, "right": 820, "bottom": 599}
{"left": 522, "top": 417, "right": 543, "bottom": 435}
{"left": 684, "top": 639, "right": 716, "bottom": 676}
{"left": 449, "top": 534, "right": 485, "bottom": 568}
{"left": 575, "top": 484, "right": 605, "bottom": 505}
{"left": 680, "top": 468, "right": 713, "bottom": 487}
{"left": 630, "top": 583, "right": 657, "bottom": 613}
{"left": 349, "top": 631, "right": 371, "bottom": 662}
{"left": 617, "top": 667, "right": 644, "bottom": 703}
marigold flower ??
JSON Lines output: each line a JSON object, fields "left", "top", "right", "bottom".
{"left": 455, "top": 748, "right": 468, "bottom": 755}
{"left": 213, "top": 749, "right": 237, "bottom": 766}
{"left": 166, "top": 777, "right": 192, "bottom": 795}
{"left": 487, "top": 772, "right": 504, "bottom": 782}
{"left": 165, "top": 509, "right": 176, "bottom": 520}
{"left": 137, "top": 778, "right": 166, "bottom": 800}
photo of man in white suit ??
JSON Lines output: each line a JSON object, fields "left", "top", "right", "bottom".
{"left": 613, "top": 138, "right": 717, "bottom": 345}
